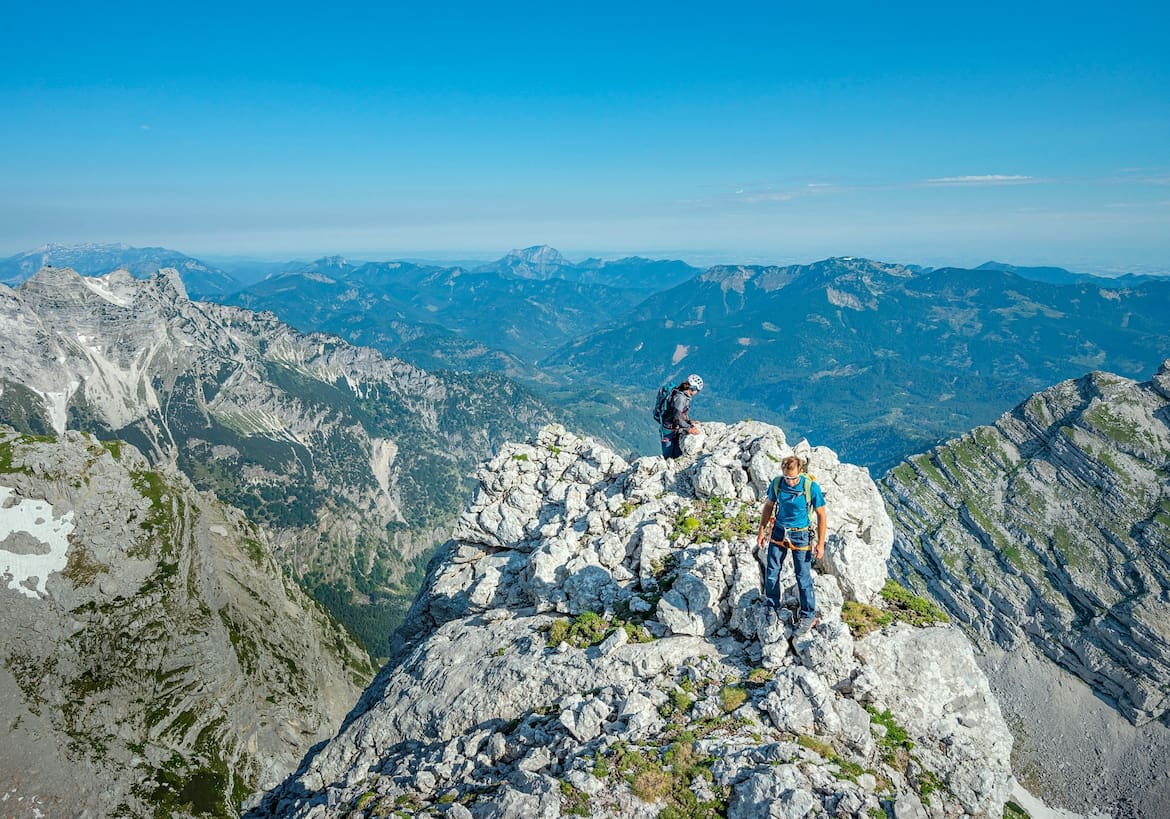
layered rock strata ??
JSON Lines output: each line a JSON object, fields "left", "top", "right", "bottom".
{"left": 883, "top": 363, "right": 1170, "bottom": 726}
{"left": 253, "top": 422, "right": 1013, "bottom": 818}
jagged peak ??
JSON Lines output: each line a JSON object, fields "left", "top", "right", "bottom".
{"left": 502, "top": 244, "right": 567, "bottom": 265}
{"left": 484, "top": 244, "right": 572, "bottom": 279}
{"left": 429, "top": 420, "right": 893, "bottom": 633}
{"left": 20, "top": 264, "right": 189, "bottom": 304}
{"left": 151, "top": 267, "right": 189, "bottom": 301}
{"left": 309, "top": 255, "right": 351, "bottom": 268}
{"left": 22, "top": 264, "right": 85, "bottom": 285}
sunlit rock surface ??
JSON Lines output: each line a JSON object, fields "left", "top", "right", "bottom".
{"left": 252, "top": 422, "right": 1015, "bottom": 818}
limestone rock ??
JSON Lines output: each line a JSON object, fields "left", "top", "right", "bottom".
{"left": 883, "top": 365, "right": 1170, "bottom": 726}
{"left": 250, "top": 422, "right": 1013, "bottom": 819}
{"left": 854, "top": 624, "right": 1013, "bottom": 816}
{"left": 0, "top": 427, "right": 365, "bottom": 817}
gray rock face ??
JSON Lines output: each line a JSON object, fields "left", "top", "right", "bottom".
{"left": 853, "top": 626, "right": 1013, "bottom": 815}
{"left": 980, "top": 642, "right": 1170, "bottom": 819}
{"left": 0, "top": 267, "right": 554, "bottom": 656}
{"left": 882, "top": 363, "right": 1170, "bottom": 727}
{"left": 0, "top": 427, "right": 365, "bottom": 817}
{"left": 252, "top": 422, "right": 1013, "bottom": 818}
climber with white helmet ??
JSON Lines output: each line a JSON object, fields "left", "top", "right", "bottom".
{"left": 658, "top": 373, "right": 704, "bottom": 459}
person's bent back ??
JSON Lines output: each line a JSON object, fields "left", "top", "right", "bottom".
{"left": 660, "top": 373, "right": 703, "bottom": 459}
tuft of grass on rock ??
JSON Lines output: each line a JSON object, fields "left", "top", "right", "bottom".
{"left": 797, "top": 734, "right": 834, "bottom": 758}
{"left": 560, "top": 781, "right": 590, "bottom": 816}
{"left": 719, "top": 684, "right": 748, "bottom": 713}
{"left": 841, "top": 580, "right": 949, "bottom": 637}
{"left": 1003, "top": 800, "right": 1031, "bottom": 819}
{"left": 842, "top": 601, "right": 895, "bottom": 637}
{"left": 868, "top": 706, "right": 915, "bottom": 769}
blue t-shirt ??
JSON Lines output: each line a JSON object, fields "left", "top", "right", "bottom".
{"left": 767, "top": 475, "right": 826, "bottom": 529}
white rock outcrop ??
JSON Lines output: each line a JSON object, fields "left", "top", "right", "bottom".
{"left": 251, "top": 422, "right": 1012, "bottom": 818}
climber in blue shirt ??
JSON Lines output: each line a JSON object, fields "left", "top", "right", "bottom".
{"left": 756, "top": 454, "right": 827, "bottom": 635}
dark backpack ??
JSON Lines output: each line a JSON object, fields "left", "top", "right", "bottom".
{"left": 652, "top": 383, "right": 677, "bottom": 426}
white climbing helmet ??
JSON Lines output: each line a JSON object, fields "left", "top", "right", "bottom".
{"left": 686, "top": 374, "right": 704, "bottom": 392}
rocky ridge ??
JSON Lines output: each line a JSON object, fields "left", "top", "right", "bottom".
{"left": 0, "top": 242, "right": 240, "bottom": 297}
{"left": 882, "top": 362, "right": 1170, "bottom": 725}
{"left": 252, "top": 422, "right": 1014, "bottom": 818}
{"left": 0, "top": 267, "right": 554, "bottom": 656}
{"left": 881, "top": 362, "right": 1170, "bottom": 816}
{"left": 0, "top": 426, "right": 366, "bottom": 817}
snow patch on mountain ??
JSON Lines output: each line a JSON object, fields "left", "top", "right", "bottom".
{"left": 0, "top": 486, "right": 74, "bottom": 598}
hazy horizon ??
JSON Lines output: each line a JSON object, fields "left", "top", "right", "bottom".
{"left": 3, "top": 2, "right": 1167, "bottom": 273}
{"left": 6, "top": 239, "right": 1170, "bottom": 279}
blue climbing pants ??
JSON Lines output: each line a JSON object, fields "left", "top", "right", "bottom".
{"left": 764, "top": 526, "right": 816, "bottom": 619}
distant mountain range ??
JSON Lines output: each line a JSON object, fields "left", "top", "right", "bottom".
{"left": 546, "top": 257, "right": 1170, "bottom": 470}
{"left": 0, "top": 242, "right": 241, "bottom": 298}
{"left": 218, "top": 248, "right": 1170, "bottom": 470}
{"left": 474, "top": 244, "right": 702, "bottom": 292}
{"left": 5, "top": 243, "right": 1167, "bottom": 473}
{"left": 224, "top": 246, "right": 700, "bottom": 364}
{"left": 974, "top": 260, "right": 1156, "bottom": 287}
{"left": 225, "top": 255, "right": 648, "bottom": 366}
{"left": 0, "top": 266, "right": 556, "bottom": 657}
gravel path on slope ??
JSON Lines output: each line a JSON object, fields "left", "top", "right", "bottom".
{"left": 977, "top": 645, "right": 1170, "bottom": 819}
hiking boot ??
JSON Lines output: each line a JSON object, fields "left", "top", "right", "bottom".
{"left": 795, "top": 614, "right": 820, "bottom": 636}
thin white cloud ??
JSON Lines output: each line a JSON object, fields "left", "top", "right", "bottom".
{"left": 926, "top": 174, "right": 1034, "bottom": 185}
{"left": 722, "top": 179, "right": 842, "bottom": 205}
{"left": 693, "top": 173, "right": 1053, "bottom": 211}
{"left": 738, "top": 192, "right": 796, "bottom": 203}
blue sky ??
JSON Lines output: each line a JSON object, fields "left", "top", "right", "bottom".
{"left": 2, "top": 1, "right": 1168, "bottom": 271}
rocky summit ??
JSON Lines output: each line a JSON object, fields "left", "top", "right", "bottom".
{"left": 252, "top": 422, "right": 1013, "bottom": 818}
{"left": 0, "top": 427, "right": 366, "bottom": 818}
